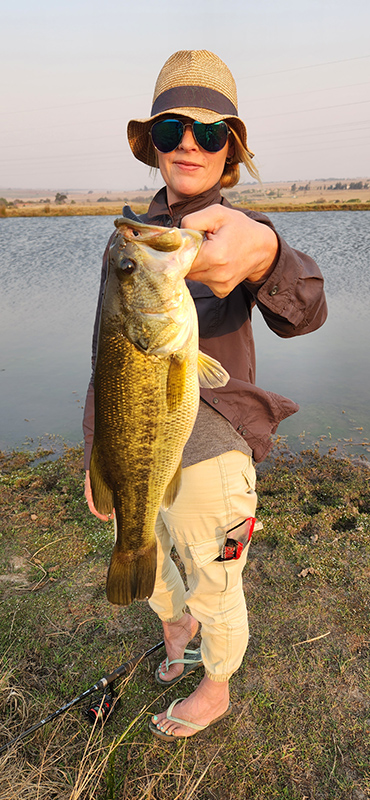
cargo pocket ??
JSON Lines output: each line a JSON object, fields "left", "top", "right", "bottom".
{"left": 223, "top": 548, "right": 250, "bottom": 592}
{"left": 186, "top": 537, "right": 228, "bottom": 596}
{"left": 188, "top": 537, "right": 225, "bottom": 569}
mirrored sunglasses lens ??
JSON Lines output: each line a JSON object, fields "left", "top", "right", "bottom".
{"left": 151, "top": 120, "right": 183, "bottom": 152}
{"left": 193, "top": 121, "right": 228, "bottom": 152}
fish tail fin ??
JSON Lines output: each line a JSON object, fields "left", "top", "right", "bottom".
{"left": 106, "top": 540, "right": 157, "bottom": 606}
{"left": 90, "top": 447, "right": 114, "bottom": 515}
{"left": 197, "top": 351, "right": 230, "bottom": 388}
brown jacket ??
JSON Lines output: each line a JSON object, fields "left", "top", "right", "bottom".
{"left": 83, "top": 183, "right": 327, "bottom": 464}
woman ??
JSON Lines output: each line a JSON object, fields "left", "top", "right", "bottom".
{"left": 83, "top": 50, "right": 327, "bottom": 741}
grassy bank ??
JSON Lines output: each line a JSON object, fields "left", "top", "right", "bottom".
{"left": 0, "top": 445, "right": 369, "bottom": 799}
{"left": 0, "top": 203, "right": 149, "bottom": 219}
{"left": 1, "top": 201, "right": 370, "bottom": 218}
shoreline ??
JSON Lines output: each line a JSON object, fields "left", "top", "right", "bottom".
{"left": 1, "top": 201, "right": 370, "bottom": 218}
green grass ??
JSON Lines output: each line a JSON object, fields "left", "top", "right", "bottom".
{"left": 0, "top": 445, "right": 369, "bottom": 799}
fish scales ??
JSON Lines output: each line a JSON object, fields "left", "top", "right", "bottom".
{"left": 90, "top": 209, "right": 229, "bottom": 606}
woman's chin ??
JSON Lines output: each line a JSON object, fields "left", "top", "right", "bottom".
{"left": 167, "top": 177, "right": 209, "bottom": 203}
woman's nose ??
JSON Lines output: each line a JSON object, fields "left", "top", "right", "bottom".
{"left": 178, "top": 125, "right": 198, "bottom": 150}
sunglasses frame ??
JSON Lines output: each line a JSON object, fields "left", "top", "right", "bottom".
{"left": 150, "top": 118, "right": 230, "bottom": 154}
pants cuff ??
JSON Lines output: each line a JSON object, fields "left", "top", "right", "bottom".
{"left": 205, "top": 669, "right": 231, "bottom": 682}
{"left": 156, "top": 607, "right": 187, "bottom": 624}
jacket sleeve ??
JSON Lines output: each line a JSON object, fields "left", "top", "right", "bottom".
{"left": 241, "top": 208, "right": 328, "bottom": 338}
{"left": 82, "top": 233, "right": 114, "bottom": 469}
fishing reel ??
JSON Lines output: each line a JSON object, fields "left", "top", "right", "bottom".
{"left": 0, "top": 639, "right": 164, "bottom": 754}
{"left": 84, "top": 684, "right": 120, "bottom": 725}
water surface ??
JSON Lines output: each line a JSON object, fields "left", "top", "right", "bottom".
{"left": 0, "top": 211, "right": 369, "bottom": 460}
{"left": 254, "top": 211, "right": 370, "bottom": 457}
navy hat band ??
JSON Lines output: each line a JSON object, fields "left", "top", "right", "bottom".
{"left": 151, "top": 85, "right": 238, "bottom": 117}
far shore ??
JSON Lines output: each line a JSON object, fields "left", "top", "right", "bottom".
{"left": 1, "top": 200, "right": 370, "bottom": 218}
{"left": 1, "top": 178, "right": 369, "bottom": 217}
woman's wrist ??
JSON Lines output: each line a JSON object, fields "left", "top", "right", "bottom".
{"left": 244, "top": 225, "right": 279, "bottom": 283}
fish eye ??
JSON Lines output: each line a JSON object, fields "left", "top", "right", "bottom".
{"left": 119, "top": 258, "right": 136, "bottom": 274}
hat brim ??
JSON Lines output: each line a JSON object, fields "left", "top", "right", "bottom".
{"left": 127, "top": 107, "right": 253, "bottom": 167}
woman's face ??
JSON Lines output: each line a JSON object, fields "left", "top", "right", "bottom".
{"left": 156, "top": 117, "right": 232, "bottom": 205}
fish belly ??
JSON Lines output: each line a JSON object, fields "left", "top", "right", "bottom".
{"left": 90, "top": 332, "right": 198, "bottom": 606}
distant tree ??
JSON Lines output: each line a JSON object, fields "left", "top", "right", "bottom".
{"left": 291, "top": 183, "right": 297, "bottom": 193}
{"left": 55, "top": 192, "right": 68, "bottom": 204}
{"left": 227, "top": 191, "right": 239, "bottom": 201}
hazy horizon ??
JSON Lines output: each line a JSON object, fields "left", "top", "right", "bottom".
{"left": 2, "top": 0, "right": 369, "bottom": 191}
{"left": 1, "top": 175, "right": 370, "bottom": 197}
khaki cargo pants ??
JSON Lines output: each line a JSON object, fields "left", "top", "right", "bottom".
{"left": 149, "top": 450, "right": 257, "bottom": 682}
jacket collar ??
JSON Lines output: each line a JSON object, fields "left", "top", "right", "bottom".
{"left": 142, "top": 182, "right": 225, "bottom": 227}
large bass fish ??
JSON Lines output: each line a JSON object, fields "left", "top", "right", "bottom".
{"left": 90, "top": 209, "right": 229, "bottom": 606}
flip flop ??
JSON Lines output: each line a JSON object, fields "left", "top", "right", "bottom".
{"left": 148, "top": 697, "right": 232, "bottom": 741}
{"left": 155, "top": 648, "right": 203, "bottom": 687}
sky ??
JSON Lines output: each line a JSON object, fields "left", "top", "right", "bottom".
{"left": 1, "top": 0, "right": 369, "bottom": 192}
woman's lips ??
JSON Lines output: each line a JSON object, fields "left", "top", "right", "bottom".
{"left": 174, "top": 161, "right": 202, "bottom": 171}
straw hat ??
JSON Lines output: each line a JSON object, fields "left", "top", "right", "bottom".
{"left": 127, "top": 50, "right": 253, "bottom": 167}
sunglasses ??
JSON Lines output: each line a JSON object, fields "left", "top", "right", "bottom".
{"left": 150, "top": 118, "right": 229, "bottom": 154}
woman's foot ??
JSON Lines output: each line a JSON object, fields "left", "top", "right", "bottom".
{"left": 157, "top": 612, "right": 199, "bottom": 683}
{"left": 151, "top": 675, "right": 230, "bottom": 738}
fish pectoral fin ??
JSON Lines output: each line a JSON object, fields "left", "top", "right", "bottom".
{"left": 197, "top": 351, "right": 230, "bottom": 388}
{"left": 166, "top": 357, "right": 187, "bottom": 411}
{"left": 162, "top": 460, "right": 182, "bottom": 510}
{"left": 90, "top": 448, "right": 114, "bottom": 515}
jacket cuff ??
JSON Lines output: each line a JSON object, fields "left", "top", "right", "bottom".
{"left": 244, "top": 234, "right": 323, "bottom": 328}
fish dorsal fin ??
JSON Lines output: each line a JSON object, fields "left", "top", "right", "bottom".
{"left": 90, "top": 447, "right": 114, "bottom": 515}
{"left": 197, "top": 352, "right": 230, "bottom": 388}
{"left": 121, "top": 205, "right": 142, "bottom": 223}
{"left": 166, "top": 357, "right": 187, "bottom": 411}
{"left": 162, "top": 460, "right": 182, "bottom": 510}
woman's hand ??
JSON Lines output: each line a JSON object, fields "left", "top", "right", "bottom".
{"left": 85, "top": 470, "right": 113, "bottom": 522}
{"left": 182, "top": 205, "right": 278, "bottom": 297}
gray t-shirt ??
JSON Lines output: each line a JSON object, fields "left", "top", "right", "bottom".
{"left": 182, "top": 399, "right": 252, "bottom": 469}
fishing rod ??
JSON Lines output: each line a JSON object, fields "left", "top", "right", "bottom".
{"left": 0, "top": 639, "right": 164, "bottom": 755}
